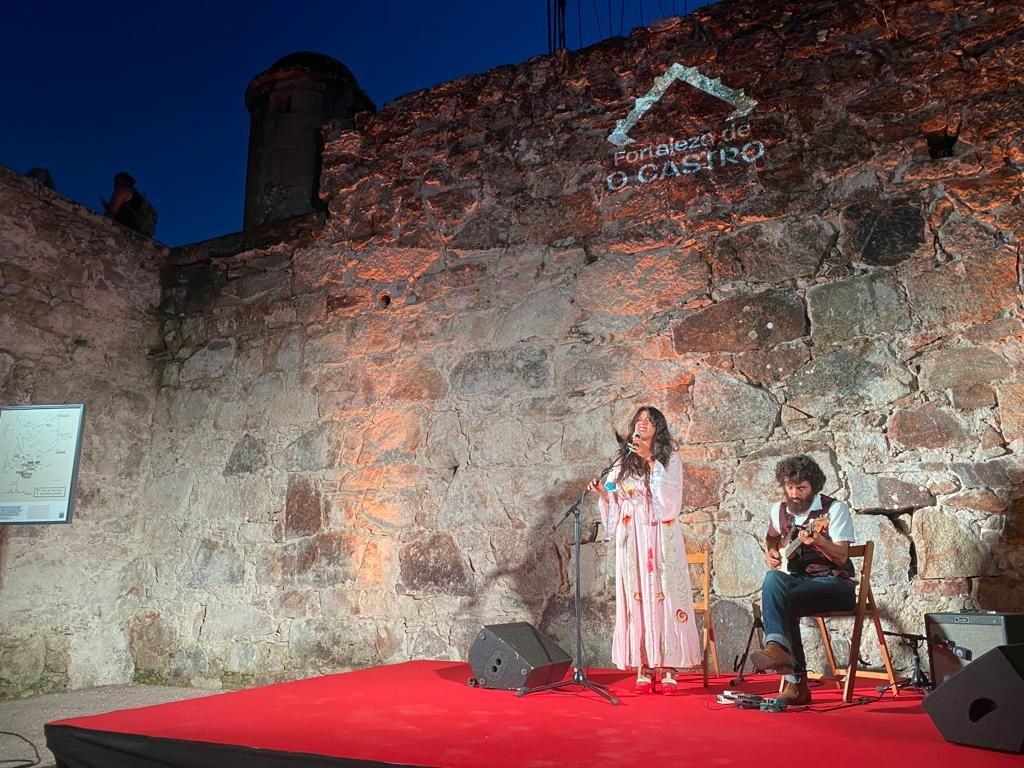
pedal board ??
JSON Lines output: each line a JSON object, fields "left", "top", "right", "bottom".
{"left": 717, "top": 690, "right": 787, "bottom": 712}
{"left": 717, "top": 690, "right": 763, "bottom": 708}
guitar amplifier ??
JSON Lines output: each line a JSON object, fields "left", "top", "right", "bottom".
{"left": 925, "top": 612, "right": 1024, "bottom": 687}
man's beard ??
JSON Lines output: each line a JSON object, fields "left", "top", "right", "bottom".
{"left": 785, "top": 498, "right": 813, "bottom": 515}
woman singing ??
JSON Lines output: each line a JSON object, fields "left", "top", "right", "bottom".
{"left": 588, "top": 406, "right": 701, "bottom": 694}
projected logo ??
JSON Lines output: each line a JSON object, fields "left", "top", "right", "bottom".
{"left": 604, "top": 63, "right": 764, "bottom": 191}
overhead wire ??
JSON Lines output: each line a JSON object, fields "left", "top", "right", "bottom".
{"left": 578, "top": 0, "right": 583, "bottom": 48}
{"left": 548, "top": 0, "right": 557, "bottom": 52}
{"left": 552, "top": 0, "right": 702, "bottom": 52}
{"left": 547, "top": 0, "right": 569, "bottom": 53}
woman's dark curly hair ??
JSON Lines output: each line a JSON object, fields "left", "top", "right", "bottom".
{"left": 774, "top": 454, "right": 826, "bottom": 493}
{"left": 617, "top": 406, "right": 676, "bottom": 480}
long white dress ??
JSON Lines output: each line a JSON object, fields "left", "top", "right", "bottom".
{"left": 599, "top": 451, "right": 702, "bottom": 670}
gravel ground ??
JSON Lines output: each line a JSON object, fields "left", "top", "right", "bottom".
{"left": 0, "top": 684, "right": 216, "bottom": 767}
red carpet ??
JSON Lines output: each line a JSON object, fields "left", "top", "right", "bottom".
{"left": 46, "top": 661, "right": 1023, "bottom": 767}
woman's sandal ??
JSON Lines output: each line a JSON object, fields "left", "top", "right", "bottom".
{"left": 634, "top": 671, "right": 654, "bottom": 694}
{"left": 660, "top": 671, "right": 680, "bottom": 695}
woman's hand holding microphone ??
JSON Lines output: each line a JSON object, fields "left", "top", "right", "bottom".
{"left": 627, "top": 430, "right": 654, "bottom": 468}
{"left": 587, "top": 477, "right": 610, "bottom": 501}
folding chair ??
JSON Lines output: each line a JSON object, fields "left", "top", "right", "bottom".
{"left": 685, "top": 550, "right": 721, "bottom": 687}
{"left": 805, "top": 541, "right": 900, "bottom": 702}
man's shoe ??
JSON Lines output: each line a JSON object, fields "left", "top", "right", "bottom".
{"left": 777, "top": 677, "right": 811, "bottom": 706}
{"left": 750, "top": 641, "right": 794, "bottom": 672}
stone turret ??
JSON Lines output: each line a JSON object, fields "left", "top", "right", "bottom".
{"left": 243, "top": 51, "right": 375, "bottom": 230}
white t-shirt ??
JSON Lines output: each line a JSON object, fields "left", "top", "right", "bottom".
{"left": 767, "top": 493, "right": 855, "bottom": 544}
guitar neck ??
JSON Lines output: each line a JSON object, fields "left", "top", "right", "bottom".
{"left": 783, "top": 530, "right": 804, "bottom": 560}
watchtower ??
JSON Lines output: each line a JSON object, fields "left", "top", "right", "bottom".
{"left": 243, "top": 52, "right": 375, "bottom": 230}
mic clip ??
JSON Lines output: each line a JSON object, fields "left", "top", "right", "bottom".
{"left": 951, "top": 644, "right": 972, "bottom": 661}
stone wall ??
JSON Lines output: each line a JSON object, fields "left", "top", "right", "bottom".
{"left": 135, "top": 0, "right": 1022, "bottom": 686}
{"left": 0, "top": 167, "right": 165, "bottom": 696}
{"left": 2, "top": 0, "right": 1023, "bottom": 696}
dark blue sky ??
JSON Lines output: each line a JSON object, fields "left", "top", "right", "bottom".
{"left": 2, "top": 1, "right": 713, "bottom": 247}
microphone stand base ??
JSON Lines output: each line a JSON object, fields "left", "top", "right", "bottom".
{"left": 518, "top": 667, "right": 620, "bottom": 705}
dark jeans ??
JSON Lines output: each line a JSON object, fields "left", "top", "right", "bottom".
{"left": 761, "top": 569, "right": 856, "bottom": 675}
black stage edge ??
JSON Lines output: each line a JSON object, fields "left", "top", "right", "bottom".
{"left": 45, "top": 724, "right": 426, "bottom": 768}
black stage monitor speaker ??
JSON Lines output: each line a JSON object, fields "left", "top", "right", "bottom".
{"left": 923, "top": 644, "right": 1024, "bottom": 753}
{"left": 925, "top": 612, "right": 1024, "bottom": 687}
{"left": 468, "top": 622, "right": 572, "bottom": 690}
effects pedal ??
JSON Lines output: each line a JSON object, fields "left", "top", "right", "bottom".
{"left": 760, "top": 697, "right": 788, "bottom": 713}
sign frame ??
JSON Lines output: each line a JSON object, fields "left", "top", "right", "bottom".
{"left": 0, "top": 403, "right": 85, "bottom": 525}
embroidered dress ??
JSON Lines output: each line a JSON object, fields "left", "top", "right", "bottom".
{"left": 599, "top": 451, "right": 701, "bottom": 670}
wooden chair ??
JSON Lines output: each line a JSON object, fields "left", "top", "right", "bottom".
{"left": 804, "top": 541, "right": 900, "bottom": 702}
{"left": 684, "top": 551, "right": 721, "bottom": 687}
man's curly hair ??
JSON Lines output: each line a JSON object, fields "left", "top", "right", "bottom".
{"left": 774, "top": 454, "right": 826, "bottom": 493}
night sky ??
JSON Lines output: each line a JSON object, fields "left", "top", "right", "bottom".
{"left": 2, "top": 1, "right": 714, "bottom": 247}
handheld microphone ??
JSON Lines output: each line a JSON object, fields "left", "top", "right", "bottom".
{"left": 625, "top": 430, "right": 643, "bottom": 455}
{"left": 616, "top": 430, "right": 640, "bottom": 456}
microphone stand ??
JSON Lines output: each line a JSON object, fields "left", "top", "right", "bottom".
{"left": 518, "top": 461, "right": 620, "bottom": 705}
{"left": 877, "top": 631, "right": 932, "bottom": 693}
{"left": 731, "top": 602, "right": 765, "bottom": 685}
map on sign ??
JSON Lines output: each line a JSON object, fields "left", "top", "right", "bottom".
{"left": 0, "top": 404, "right": 85, "bottom": 524}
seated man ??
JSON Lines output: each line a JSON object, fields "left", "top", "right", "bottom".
{"left": 750, "top": 454, "right": 856, "bottom": 705}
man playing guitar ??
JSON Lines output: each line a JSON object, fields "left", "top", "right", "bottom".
{"left": 750, "top": 455, "right": 856, "bottom": 704}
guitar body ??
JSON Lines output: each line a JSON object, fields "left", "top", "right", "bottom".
{"left": 784, "top": 516, "right": 830, "bottom": 560}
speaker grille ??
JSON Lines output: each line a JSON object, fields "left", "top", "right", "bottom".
{"left": 925, "top": 612, "right": 1024, "bottom": 687}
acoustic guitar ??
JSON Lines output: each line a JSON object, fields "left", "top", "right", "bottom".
{"left": 784, "top": 517, "right": 830, "bottom": 560}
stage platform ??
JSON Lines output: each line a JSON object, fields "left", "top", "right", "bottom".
{"left": 45, "top": 660, "right": 1021, "bottom": 768}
